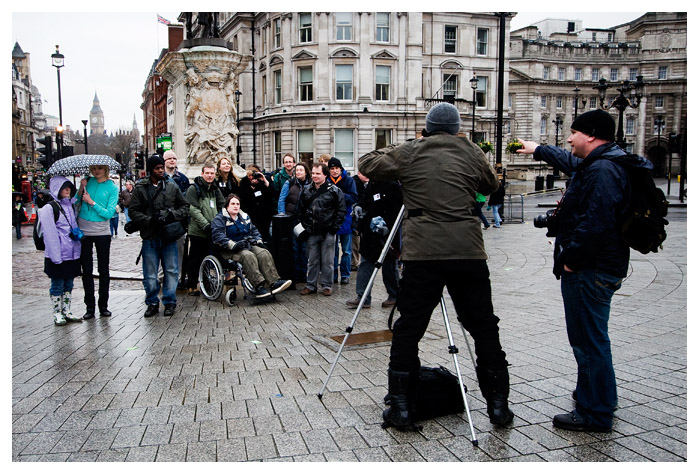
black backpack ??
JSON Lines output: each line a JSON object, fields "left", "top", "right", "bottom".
{"left": 33, "top": 201, "right": 60, "bottom": 251}
{"left": 619, "top": 164, "right": 669, "bottom": 254}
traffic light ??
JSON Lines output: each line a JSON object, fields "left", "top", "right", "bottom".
{"left": 37, "top": 135, "right": 53, "bottom": 169}
{"left": 115, "top": 153, "right": 122, "bottom": 164}
{"left": 669, "top": 133, "right": 682, "bottom": 154}
{"left": 134, "top": 152, "right": 145, "bottom": 170}
{"left": 62, "top": 145, "right": 74, "bottom": 158}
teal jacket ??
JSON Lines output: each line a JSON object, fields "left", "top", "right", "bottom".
{"left": 78, "top": 177, "right": 119, "bottom": 222}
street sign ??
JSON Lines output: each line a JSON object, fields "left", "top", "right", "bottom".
{"left": 156, "top": 135, "right": 173, "bottom": 151}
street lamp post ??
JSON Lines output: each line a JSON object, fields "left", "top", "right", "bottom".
{"left": 592, "top": 76, "right": 645, "bottom": 149}
{"left": 81, "top": 120, "right": 89, "bottom": 154}
{"left": 552, "top": 116, "right": 563, "bottom": 178}
{"left": 51, "top": 45, "right": 65, "bottom": 157}
{"left": 469, "top": 74, "right": 479, "bottom": 141}
{"left": 234, "top": 89, "right": 242, "bottom": 165}
{"left": 655, "top": 115, "right": 670, "bottom": 194}
{"left": 573, "top": 86, "right": 587, "bottom": 119}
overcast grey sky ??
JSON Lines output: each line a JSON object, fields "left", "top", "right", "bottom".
{"left": 11, "top": 8, "right": 663, "bottom": 137}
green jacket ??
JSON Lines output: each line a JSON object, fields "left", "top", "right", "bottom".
{"left": 359, "top": 132, "right": 499, "bottom": 261}
{"left": 272, "top": 167, "right": 292, "bottom": 193}
{"left": 186, "top": 176, "right": 226, "bottom": 239}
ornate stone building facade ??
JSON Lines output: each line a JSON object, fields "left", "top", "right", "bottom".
{"left": 189, "top": 12, "right": 510, "bottom": 172}
{"left": 507, "top": 12, "right": 687, "bottom": 179}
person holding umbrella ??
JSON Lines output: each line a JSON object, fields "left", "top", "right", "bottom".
{"left": 76, "top": 164, "right": 119, "bottom": 319}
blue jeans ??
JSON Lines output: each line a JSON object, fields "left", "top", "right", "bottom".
{"left": 110, "top": 215, "right": 119, "bottom": 235}
{"left": 476, "top": 202, "right": 489, "bottom": 228}
{"left": 141, "top": 239, "right": 179, "bottom": 306}
{"left": 15, "top": 224, "right": 22, "bottom": 239}
{"left": 333, "top": 233, "right": 352, "bottom": 281}
{"left": 124, "top": 208, "right": 131, "bottom": 223}
{"left": 560, "top": 268, "right": 622, "bottom": 429}
{"left": 355, "top": 254, "right": 399, "bottom": 303}
{"left": 492, "top": 204, "right": 502, "bottom": 227}
{"left": 50, "top": 278, "right": 74, "bottom": 296}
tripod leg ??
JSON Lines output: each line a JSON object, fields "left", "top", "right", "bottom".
{"left": 459, "top": 324, "right": 477, "bottom": 372}
{"left": 318, "top": 205, "right": 406, "bottom": 399}
{"left": 440, "top": 296, "right": 479, "bottom": 446}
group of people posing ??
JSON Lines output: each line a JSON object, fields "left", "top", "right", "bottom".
{"left": 37, "top": 102, "right": 645, "bottom": 437}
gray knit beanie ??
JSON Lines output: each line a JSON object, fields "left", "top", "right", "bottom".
{"left": 425, "top": 102, "right": 461, "bottom": 135}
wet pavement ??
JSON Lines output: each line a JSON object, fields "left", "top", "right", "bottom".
{"left": 11, "top": 181, "right": 687, "bottom": 462}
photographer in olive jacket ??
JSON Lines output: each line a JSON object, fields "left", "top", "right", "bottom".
{"left": 127, "top": 155, "right": 189, "bottom": 318}
{"left": 359, "top": 102, "right": 513, "bottom": 430}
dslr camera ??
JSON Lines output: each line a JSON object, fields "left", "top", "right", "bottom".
{"left": 533, "top": 209, "right": 558, "bottom": 237}
{"left": 251, "top": 172, "right": 264, "bottom": 179}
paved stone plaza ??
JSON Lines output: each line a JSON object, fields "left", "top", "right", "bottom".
{"left": 11, "top": 182, "right": 687, "bottom": 462}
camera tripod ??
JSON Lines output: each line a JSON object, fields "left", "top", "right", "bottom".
{"left": 317, "top": 204, "right": 480, "bottom": 446}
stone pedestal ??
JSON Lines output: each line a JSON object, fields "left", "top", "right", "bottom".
{"left": 156, "top": 44, "right": 252, "bottom": 179}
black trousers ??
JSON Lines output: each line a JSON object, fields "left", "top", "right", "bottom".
{"left": 390, "top": 259, "right": 508, "bottom": 373}
{"left": 187, "top": 235, "right": 211, "bottom": 289}
{"left": 80, "top": 234, "right": 111, "bottom": 311}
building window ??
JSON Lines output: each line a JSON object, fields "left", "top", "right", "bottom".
{"left": 442, "top": 74, "right": 457, "bottom": 101}
{"left": 273, "top": 18, "right": 281, "bottom": 49}
{"left": 540, "top": 117, "right": 547, "bottom": 135}
{"left": 375, "top": 129, "right": 392, "bottom": 149}
{"left": 508, "top": 94, "right": 513, "bottom": 109}
{"left": 274, "top": 131, "right": 282, "bottom": 166}
{"left": 592, "top": 32, "right": 597, "bottom": 42}
{"left": 505, "top": 120, "right": 511, "bottom": 134}
{"left": 299, "top": 66, "right": 313, "bottom": 102}
{"left": 610, "top": 68, "right": 618, "bottom": 81}
{"left": 575, "top": 68, "right": 582, "bottom": 81}
{"left": 336, "top": 64, "right": 353, "bottom": 101}
{"left": 626, "top": 117, "right": 635, "bottom": 135}
{"left": 376, "top": 13, "right": 389, "bottom": 42}
{"left": 261, "top": 28, "right": 267, "bottom": 55}
{"left": 658, "top": 66, "right": 668, "bottom": 80}
{"left": 543, "top": 66, "right": 550, "bottom": 80}
{"left": 589, "top": 97, "right": 597, "bottom": 109}
{"left": 629, "top": 67, "right": 638, "bottom": 80}
{"left": 558, "top": 67, "right": 565, "bottom": 81}
{"left": 375, "top": 65, "right": 390, "bottom": 101}
{"left": 299, "top": 13, "right": 312, "bottom": 43}
{"left": 297, "top": 129, "right": 314, "bottom": 164}
{"left": 473, "top": 132, "right": 486, "bottom": 144}
{"left": 556, "top": 96, "right": 563, "bottom": 108}
{"left": 274, "top": 70, "right": 282, "bottom": 104}
{"left": 540, "top": 95, "right": 547, "bottom": 108}
{"left": 445, "top": 25, "right": 457, "bottom": 53}
{"left": 336, "top": 12, "right": 352, "bottom": 41}
{"left": 477, "top": 28, "right": 488, "bottom": 55}
{"left": 233, "top": 34, "right": 238, "bottom": 52}
{"left": 334, "top": 129, "right": 354, "bottom": 169}
{"left": 655, "top": 96, "right": 664, "bottom": 108}
{"left": 261, "top": 75, "right": 267, "bottom": 106}
{"left": 625, "top": 143, "right": 634, "bottom": 154}
{"left": 475, "top": 76, "right": 487, "bottom": 107}
{"left": 592, "top": 68, "right": 599, "bottom": 81}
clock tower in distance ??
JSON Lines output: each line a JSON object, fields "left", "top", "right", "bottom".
{"left": 89, "top": 91, "right": 105, "bottom": 136}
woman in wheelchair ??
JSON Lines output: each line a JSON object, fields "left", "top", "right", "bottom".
{"left": 211, "top": 194, "right": 292, "bottom": 298}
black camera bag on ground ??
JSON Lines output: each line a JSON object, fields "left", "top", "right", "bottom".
{"left": 385, "top": 366, "right": 466, "bottom": 421}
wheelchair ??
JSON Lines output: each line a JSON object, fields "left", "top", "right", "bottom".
{"left": 198, "top": 252, "right": 255, "bottom": 306}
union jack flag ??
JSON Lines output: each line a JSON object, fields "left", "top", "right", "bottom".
{"left": 157, "top": 14, "right": 171, "bottom": 25}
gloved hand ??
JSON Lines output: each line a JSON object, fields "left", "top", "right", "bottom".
{"left": 229, "top": 240, "right": 250, "bottom": 252}
{"left": 351, "top": 205, "right": 365, "bottom": 221}
{"left": 370, "top": 216, "right": 389, "bottom": 236}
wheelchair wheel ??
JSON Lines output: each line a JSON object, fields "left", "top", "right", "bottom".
{"left": 199, "top": 255, "right": 225, "bottom": 301}
{"left": 225, "top": 288, "right": 237, "bottom": 306}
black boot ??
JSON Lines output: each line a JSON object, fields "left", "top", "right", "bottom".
{"left": 476, "top": 366, "right": 514, "bottom": 426}
{"left": 382, "top": 369, "right": 417, "bottom": 430}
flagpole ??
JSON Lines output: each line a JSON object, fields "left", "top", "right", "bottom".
{"left": 156, "top": 13, "right": 160, "bottom": 52}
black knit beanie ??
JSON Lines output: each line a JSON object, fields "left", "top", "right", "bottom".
{"left": 147, "top": 154, "right": 165, "bottom": 174}
{"left": 570, "top": 109, "right": 616, "bottom": 142}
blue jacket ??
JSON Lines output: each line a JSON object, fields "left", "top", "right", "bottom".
{"left": 329, "top": 169, "right": 357, "bottom": 235}
{"left": 534, "top": 142, "right": 653, "bottom": 278}
{"left": 211, "top": 208, "right": 263, "bottom": 250}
